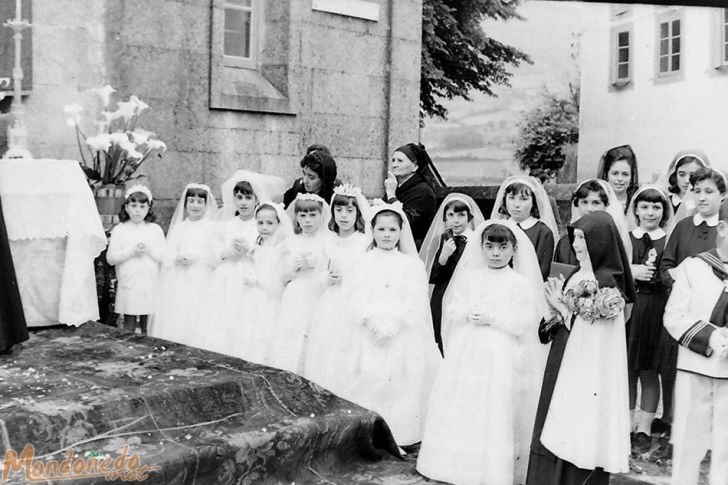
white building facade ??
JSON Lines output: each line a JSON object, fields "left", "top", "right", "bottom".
{"left": 578, "top": 4, "right": 728, "bottom": 182}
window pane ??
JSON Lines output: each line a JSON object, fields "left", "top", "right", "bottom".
{"left": 672, "top": 20, "right": 680, "bottom": 36}
{"left": 224, "top": 32, "right": 246, "bottom": 57}
{"left": 618, "top": 31, "right": 629, "bottom": 47}
{"left": 618, "top": 47, "right": 629, "bottom": 62}
{"left": 660, "top": 22, "right": 669, "bottom": 39}
{"left": 225, "top": 8, "right": 244, "bottom": 32}
{"left": 226, "top": 0, "right": 252, "bottom": 6}
{"left": 660, "top": 56, "right": 668, "bottom": 72}
{"left": 618, "top": 63, "right": 629, "bottom": 79}
{"left": 660, "top": 39, "right": 669, "bottom": 56}
{"left": 672, "top": 37, "right": 680, "bottom": 54}
{"left": 671, "top": 54, "right": 680, "bottom": 71}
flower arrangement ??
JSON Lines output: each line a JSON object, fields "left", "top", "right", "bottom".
{"left": 64, "top": 85, "right": 167, "bottom": 187}
{"left": 561, "top": 279, "right": 625, "bottom": 322}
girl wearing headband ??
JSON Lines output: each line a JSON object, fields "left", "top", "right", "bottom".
{"left": 106, "top": 185, "right": 165, "bottom": 335}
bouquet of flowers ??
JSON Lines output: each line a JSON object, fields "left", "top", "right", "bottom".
{"left": 64, "top": 85, "right": 167, "bottom": 187}
{"left": 561, "top": 279, "right": 625, "bottom": 322}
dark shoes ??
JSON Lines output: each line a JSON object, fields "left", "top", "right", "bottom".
{"left": 631, "top": 432, "right": 652, "bottom": 454}
{"left": 651, "top": 417, "right": 671, "bottom": 437}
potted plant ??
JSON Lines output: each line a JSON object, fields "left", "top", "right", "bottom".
{"left": 64, "top": 85, "right": 167, "bottom": 229}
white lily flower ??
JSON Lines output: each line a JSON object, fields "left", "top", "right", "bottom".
{"left": 93, "top": 85, "right": 116, "bottom": 107}
{"left": 145, "top": 139, "right": 167, "bottom": 152}
{"left": 108, "top": 132, "right": 129, "bottom": 145}
{"left": 102, "top": 110, "right": 123, "bottom": 124}
{"left": 63, "top": 103, "right": 84, "bottom": 118}
{"left": 129, "top": 95, "right": 149, "bottom": 114}
{"left": 86, "top": 134, "right": 112, "bottom": 153}
{"left": 125, "top": 148, "right": 144, "bottom": 160}
{"left": 66, "top": 118, "right": 77, "bottom": 127}
{"left": 130, "top": 128, "right": 153, "bottom": 145}
{"left": 115, "top": 101, "right": 137, "bottom": 122}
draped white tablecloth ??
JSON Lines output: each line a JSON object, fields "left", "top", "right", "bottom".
{"left": 0, "top": 159, "right": 106, "bottom": 326}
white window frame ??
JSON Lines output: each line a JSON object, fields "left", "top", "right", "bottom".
{"left": 222, "top": 0, "right": 259, "bottom": 69}
{"left": 655, "top": 9, "right": 683, "bottom": 80}
{"left": 610, "top": 24, "right": 633, "bottom": 87}
{"left": 720, "top": 8, "right": 728, "bottom": 68}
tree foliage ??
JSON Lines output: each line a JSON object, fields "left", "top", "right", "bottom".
{"left": 420, "top": 0, "right": 530, "bottom": 120}
{"left": 514, "top": 84, "right": 580, "bottom": 177}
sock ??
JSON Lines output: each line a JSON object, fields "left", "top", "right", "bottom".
{"left": 630, "top": 408, "right": 636, "bottom": 432}
{"left": 637, "top": 411, "right": 656, "bottom": 435}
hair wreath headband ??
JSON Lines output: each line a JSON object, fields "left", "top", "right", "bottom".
{"left": 125, "top": 185, "right": 153, "bottom": 201}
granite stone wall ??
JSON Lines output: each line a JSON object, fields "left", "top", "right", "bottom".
{"left": 18, "top": 0, "right": 422, "bottom": 225}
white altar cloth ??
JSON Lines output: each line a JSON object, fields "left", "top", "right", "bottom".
{"left": 0, "top": 159, "right": 106, "bottom": 326}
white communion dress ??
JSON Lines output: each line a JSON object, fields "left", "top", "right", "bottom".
{"left": 106, "top": 221, "right": 166, "bottom": 316}
{"left": 150, "top": 218, "right": 219, "bottom": 347}
{"left": 268, "top": 230, "right": 333, "bottom": 374}
{"left": 303, "top": 230, "right": 371, "bottom": 393}
{"left": 343, "top": 246, "right": 441, "bottom": 446}
{"left": 416, "top": 264, "right": 540, "bottom": 485}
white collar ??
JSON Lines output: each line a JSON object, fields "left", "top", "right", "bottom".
{"left": 515, "top": 216, "right": 538, "bottom": 230}
{"left": 632, "top": 227, "right": 666, "bottom": 240}
{"left": 693, "top": 212, "right": 720, "bottom": 227}
{"left": 670, "top": 193, "right": 682, "bottom": 206}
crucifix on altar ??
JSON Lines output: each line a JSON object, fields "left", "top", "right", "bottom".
{"left": 2, "top": 0, "right": 32, "bottom": 159}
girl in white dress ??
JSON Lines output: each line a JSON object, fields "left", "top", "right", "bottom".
{"left": 417, "top": 219, "right": 545, "bottom": 485}
{"left": 245, "top": 201, "right": 292, "bottom": 365}
{"left": 304, "top": 184, "right": 371, "bottom": 392}
{"left": 198, "top": 170, "right": 283, "bottom": 356}
{"left": 150, "top": 183, "right": 218, "bottom": 346}
{"left": 268, "top": 193, "right": 333, "bottom": 374}
{"left": 106, "top": 185, "right": 166, "bottom": 335}
{"left": 344, "top": 201, "right": 441, "bottom": 447}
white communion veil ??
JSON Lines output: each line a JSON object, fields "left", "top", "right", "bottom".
{"left": 254, "top": 201, "right": 293, "bottom": 245}
{"left": 367, "top": 200, "right": 418, "bottom": 256}
{"left": 625, "top": 185, "right": 676, "bottom": 237}
{"left": 167, "top": 183, "right": 219, "bottom": 238}
{"left": 490, "top": 175, "right": 559, "bottom": 243}
{"left": 418, "top": 192, "right": 486, "bottom": 277}
{"left": 331, "top": 183, "right": 372, "bottom": 224}
{"left": 220, "top": 170, "right": 286, "bottom": 220}
{"left": 441, "top": 219, "right": 548, "bottom": 364}
{"left": 571, "top": 179, "right": 632, "bottom": 258}
{"left": 655, "top": 149, "right": 712, "bottom": 222}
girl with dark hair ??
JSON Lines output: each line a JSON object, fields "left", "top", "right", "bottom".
{"left": 304, "top": 185, "right": 372, "bottom": 391}
{"left": 597, "top": 145, "right": 639, "bottom": 213}
{"left": 624, "top": 186, "right": 674, "bottom": 452}
{"left": 492, "top": 176, "right": 560, "bottom": 280}
{"left": 418, "top": 219, "right": 545, "bottom": 485}
{"left": 656, "top": 166, "right": 726, "bottom": 437}
{"left": 384, "top": 143, "right": 440, "bottom": 249}
{"left": 658, "top": 149, "right": 711, "bottom": 217}
{"left": 283, "top": 147, "right": 341, "bottom": 208}
{"left": 344, "top": 202, "right": 441, "bottom": 447}
{"left": 149, "top": 183, "right": 218, "bottom": 344}
{"left": 106, "top": 186, "right": 165, "bottom": 335}
{"left": 527, "top": 211, "right": 635, "bottom": 485}
{"left": 419, "top": 193, "right": 486, "bottom": 354}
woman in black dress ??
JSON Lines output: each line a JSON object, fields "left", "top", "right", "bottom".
{"left": 0, "top": 192, "right": 27, "bottom": 353}
{"left": 384, "top": 143, "right": 439, "bottom": 249}
{"left": 283, "top": 145, "right": 341, "bottom": 208}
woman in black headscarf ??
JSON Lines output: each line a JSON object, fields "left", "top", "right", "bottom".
{"left": 384, "top": 143, "right": 438, "bottom": 249}
{"left": 527, "top": 211, "right": 635, "bottom": 485}
{"left": 0, "top": 193, "right": 27, "bottom": 353}
{"left": 283, "top": 145, "right": 341, "bottom": 208}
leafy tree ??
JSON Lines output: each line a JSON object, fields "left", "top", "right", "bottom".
{"left": 514, "top": 84, "right": 580, "bottom": 178}
{"left": 420, "top": 0, "right": 530, "bottom": 120}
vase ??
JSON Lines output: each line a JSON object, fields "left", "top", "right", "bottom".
{"left": 94, "top": 184, "right": 125, "bottom": 231}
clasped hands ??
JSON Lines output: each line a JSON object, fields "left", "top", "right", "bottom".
{"left": 294, "top": 251, "right": 316, "bottom": 271}
{"left": 709, "top": 328, "right": 728, "bottom": 359}
{"left": 545, "top": 275, "right": 569, "bottom": 318}
{"left": 467, "top": 302, "right": 494, "bottom": 326}
{"left": 631, "top": 263, "right": 656, "bottom": 282}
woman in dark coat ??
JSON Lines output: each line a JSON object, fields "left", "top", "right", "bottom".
{"left": 283, "top": 145, "right": 341, "bottom": 208}
{"left": 384, "top": 143, "right": 438, "bottom": 249}
{"left": 0, "top": 193, "right": 27, "bottom": 353}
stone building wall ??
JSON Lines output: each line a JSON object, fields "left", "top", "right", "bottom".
{"left": 14, "top": 0, "right": 422, "bottom": 219}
